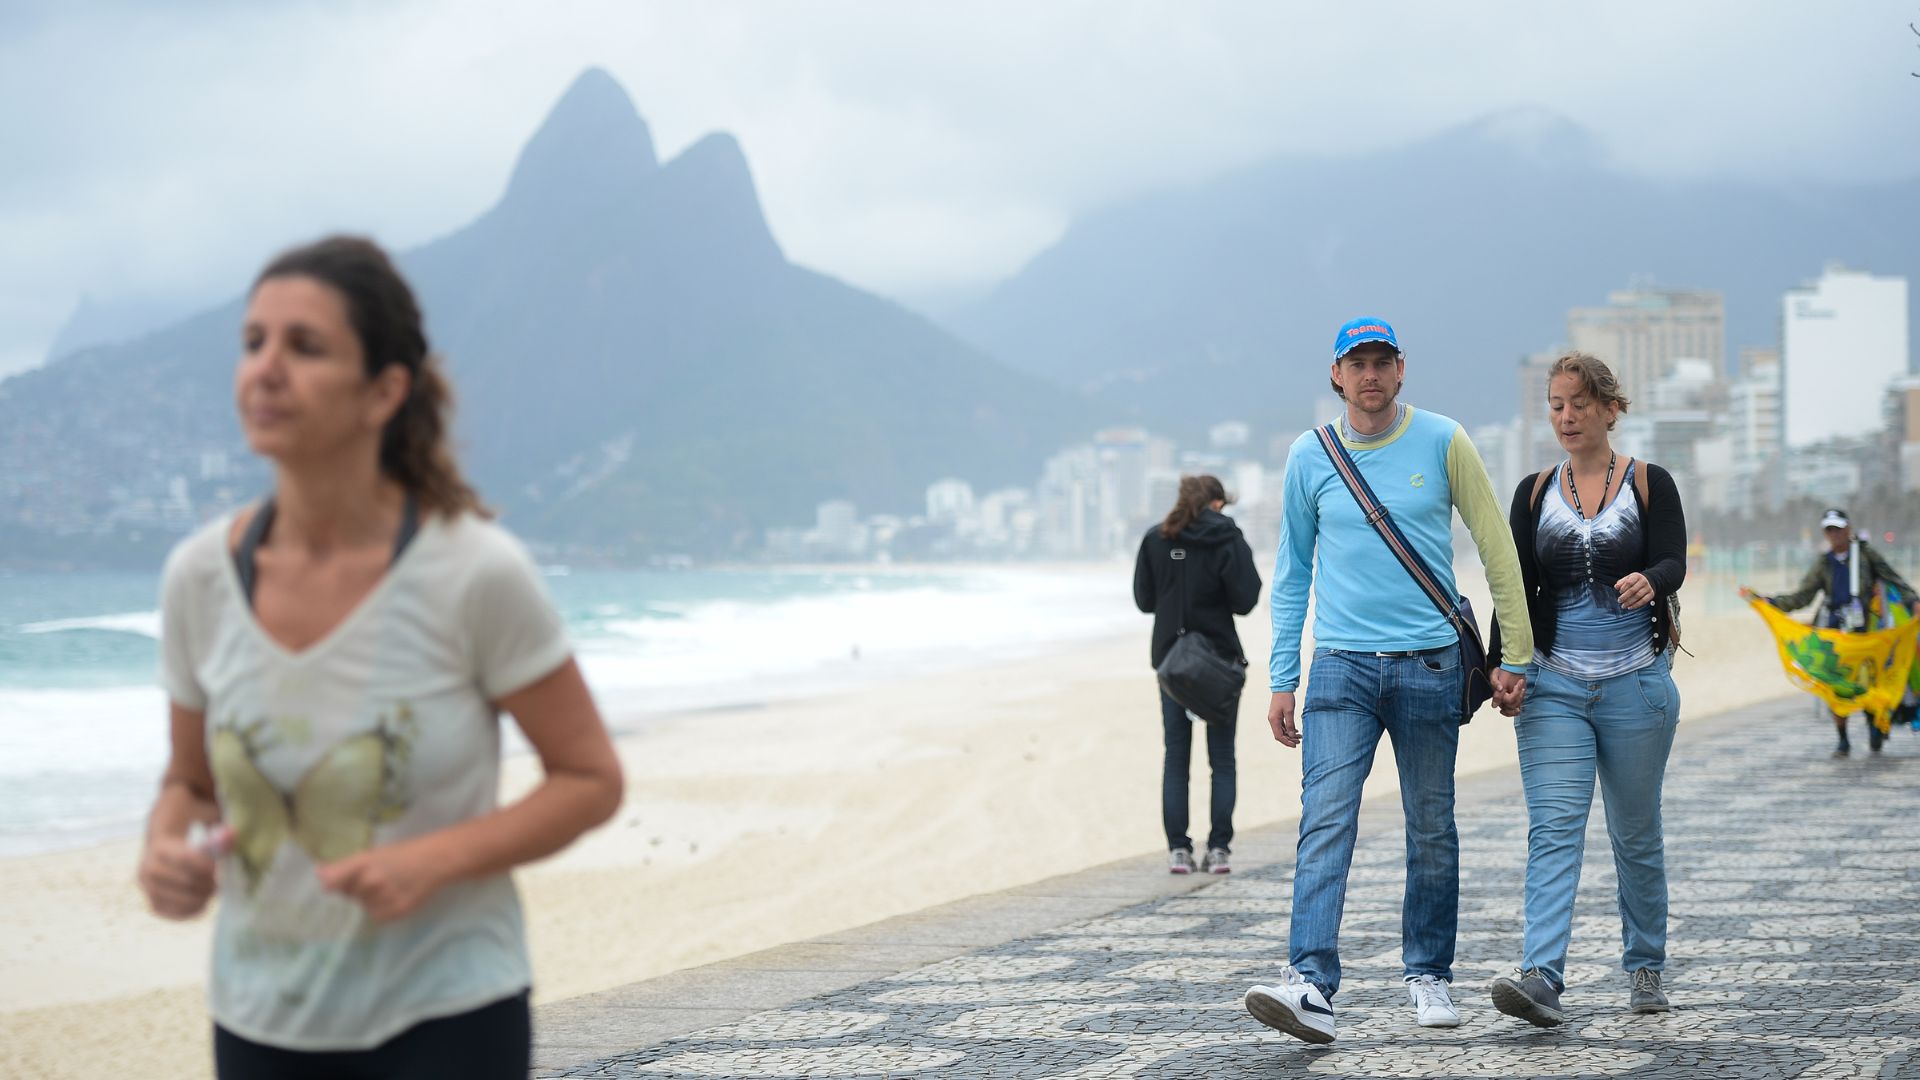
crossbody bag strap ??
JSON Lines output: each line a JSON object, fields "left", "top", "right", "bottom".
{"left": 1313, "top": 424, "right": 1466, "bottom": 635}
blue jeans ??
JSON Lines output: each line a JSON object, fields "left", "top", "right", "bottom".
{"left": 1516, "top": 656, "right": 1680, "bottom": 989}
{"left": 1161, "top": 692, "right": 1236, "bottom": 852}
{"left": 1290, "top": 646, "right": 1464, "bottom": 999}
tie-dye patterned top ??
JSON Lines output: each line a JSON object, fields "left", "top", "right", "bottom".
{"left": 1532, "top": 460, "right": 1658, "bottom": 679}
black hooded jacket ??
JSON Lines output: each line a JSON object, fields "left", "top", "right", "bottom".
{"left": 1133, "top": 509, "right": 1262, "bottom": 668}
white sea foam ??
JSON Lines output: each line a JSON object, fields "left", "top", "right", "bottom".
{"left": 17, "top": 611, "right": 162, "bottom": 638}
{"left": 0, "top": 567, "right": 1138, "bottom": 854}
{"left": 0, "top": 686, "right": 172, "bottom": 856}
{"left": 571, "top": 571, "right": 1134, "bottom": 715}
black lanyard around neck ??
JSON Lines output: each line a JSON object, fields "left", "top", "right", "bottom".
{"left": 234, "top": 492, "right": 421, "bottom": 610}
{"left": 1565, "top": 453, "right": 1616, "bottom": 520}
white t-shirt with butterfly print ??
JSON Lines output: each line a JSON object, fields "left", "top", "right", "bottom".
{"left": 160, "top": 509, "right": 572, "bottom": 1051}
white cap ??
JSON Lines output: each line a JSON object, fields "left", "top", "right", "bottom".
{"left": 1819, "top": 509, "right": 1849, "bottom": 531}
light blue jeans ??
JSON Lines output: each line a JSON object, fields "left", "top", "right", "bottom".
{"left": 1290, "top": 646, "right": 1464, "bottom": 999}
{"left": 1516, "top": 655, "right": 1680, "bottom": 989}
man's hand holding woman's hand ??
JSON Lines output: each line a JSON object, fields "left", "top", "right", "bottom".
{"left": 1491, "top": 667, "right": 1527, "bottom": 718}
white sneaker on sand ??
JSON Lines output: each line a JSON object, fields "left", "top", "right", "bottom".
{"left": 1407, "top": 974, "right": 1461, "bottom": 1027}
{"left": 1168, "top": 848, "right": 1196, "bottom": 874}
{"left": 1245, "top": 966, "right": 1336, "bottom": 1043}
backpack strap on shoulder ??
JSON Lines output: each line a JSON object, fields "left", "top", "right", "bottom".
{"left": 1631, "top": 458, "right": 1649, "bottom": 507}
{"left": 1528, "top": 467, "right": 1555, "bottom": 513}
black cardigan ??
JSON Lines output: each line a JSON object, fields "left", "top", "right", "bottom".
{"left": 1488, "top": 460, "right": 1688, "bottom": 664}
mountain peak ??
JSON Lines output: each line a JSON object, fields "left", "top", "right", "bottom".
{"left": 670, "top": 132, "right": 754, "bottom": 189}
{"left": 46, "top": 292, "right": 188, "bottom": 364}
{"left": 1453, "top": 105, "right": 1603, "bottom": 168}
{"left": 499, "top": 67, "right": 658, "bottom": 214}
{"left": 650, "top": 131, "right": 784, "bottom": 264}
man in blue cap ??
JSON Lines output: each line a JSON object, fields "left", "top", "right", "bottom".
{"left": 1244, "top": 317, "right": 1533, "bottom": 1042}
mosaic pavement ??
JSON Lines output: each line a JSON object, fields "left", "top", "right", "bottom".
{"left": 546, "top": 699, "right": 1920, "bottom": 1078}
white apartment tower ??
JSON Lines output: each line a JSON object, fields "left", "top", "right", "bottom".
{"left": 1728, "top": 347, "right": 1783, "bottom": 461}
{"left": 925, "top": 478, "right": 975, "bottom": 524}
{"left": 1782, "top": 265, "right": 1911, "bottom": 447}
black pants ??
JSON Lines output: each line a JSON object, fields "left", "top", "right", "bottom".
{"left": 214, "top": 990, "right": 530, "bottom": 1080}
{"left": 1161, "top": 691, "right": 1236, "bottom": 852}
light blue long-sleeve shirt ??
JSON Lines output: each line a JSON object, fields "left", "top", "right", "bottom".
{"left": 1268, "top": 405, "right": 1532, "bottom": 692}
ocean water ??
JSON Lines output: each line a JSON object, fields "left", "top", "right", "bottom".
{"left": 0, "top": 565, "right": 1138, "bottom": 857}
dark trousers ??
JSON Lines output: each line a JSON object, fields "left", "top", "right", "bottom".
{"left": 214, "top": 990, "right": 531, "bottom": 1080}
{"left": 1161, "top": 691, "right": 1236, "bottom": 852}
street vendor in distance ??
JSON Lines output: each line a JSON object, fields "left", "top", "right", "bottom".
{"left": 1741, "top": 508, "right": 1918, "bottom": 756}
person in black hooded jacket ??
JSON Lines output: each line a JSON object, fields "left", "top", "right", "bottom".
{"left": 1134, "top": 474, "right": 1262, "bottom": 874}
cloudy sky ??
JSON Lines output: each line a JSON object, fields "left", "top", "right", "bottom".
{"left": 3, "top": 1, "right": 1918, "bottom": 376}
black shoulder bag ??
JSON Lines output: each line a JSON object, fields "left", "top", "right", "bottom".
{"left": 1154, "top": 543, "right": 1249, "bottom": 725}
{"left": 1315, "top": 425, "right": 1494, "bottom": 722}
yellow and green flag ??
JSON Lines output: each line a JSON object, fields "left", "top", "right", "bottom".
{"left": 1892, "top": 599, "right": 1920, "bottom": 697}
{"left": 1749, "top": 598, "right": 1920, "bottom": 730}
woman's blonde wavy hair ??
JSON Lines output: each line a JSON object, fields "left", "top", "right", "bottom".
{"left": 1547, "top": 351, "right": 1631, "bottom": 430}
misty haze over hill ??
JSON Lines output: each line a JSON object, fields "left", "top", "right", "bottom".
{"left": 8, "top": 74, "right": 1920, "bottom": 566}
{"left": 0, "top": 69, "right": 1089, "bottom": 560}
{"left": 952, "top": 107, "right": 1920, "bottom": 437}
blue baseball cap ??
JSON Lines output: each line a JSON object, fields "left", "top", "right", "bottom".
{"left": 1333, "top": 316, "right": 1399, "bottom": 360}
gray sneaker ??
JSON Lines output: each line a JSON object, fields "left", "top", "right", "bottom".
{"left": 1200, "top": 848, "right": 1231, "bottom": 874}
{"left": 1490, "top": 967, "right": 1564, "bottom": 1027}
{"left": 1168, "top": 848, "right": 1197, "bottom": 875}
{"left": 1630, "top": 968, "right": 1670, "bottom": 1013}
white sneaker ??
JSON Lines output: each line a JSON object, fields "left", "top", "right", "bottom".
{"left": 1407, "top": 974, "right": 1461, "bottom": 1027}
{"left": 1245, "top": 966, "right": 1336, "bottom": 1043}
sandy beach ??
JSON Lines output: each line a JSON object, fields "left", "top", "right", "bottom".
{"left": 0, "top": 562, "right": 1804, "bottom": 1079}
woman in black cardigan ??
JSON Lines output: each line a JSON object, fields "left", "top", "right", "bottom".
{"left": 1487, "top": 352, "right": 1688, "bottom": 1029}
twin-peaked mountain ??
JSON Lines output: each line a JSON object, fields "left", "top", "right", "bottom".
{"left": 16, "top": 79, "right": 1918, "bottom": 568}
{"left": 0, "top": 69, "right": 1086, "bottom": 560}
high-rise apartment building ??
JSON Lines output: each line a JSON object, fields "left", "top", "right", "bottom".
{"left": 1782, "top": 265, "right": 1911, "bottom": 447}
{"left": 1567, "top": 287, "right": 1725, "bottom": 399}
{"left": 1728, "top": 348, "right": 1783, "bottom": 462}
{"left": 1514, "top": 346, "right": 1563, "bottom": 475}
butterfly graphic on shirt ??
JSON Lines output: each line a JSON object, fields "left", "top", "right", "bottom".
{"left": 209, "top": 706, "right": 417, "bottom": 892}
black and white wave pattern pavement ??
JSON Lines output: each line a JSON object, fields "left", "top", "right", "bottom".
{"left": 547, "top": 698, "right": 1920, "bottom": 1079}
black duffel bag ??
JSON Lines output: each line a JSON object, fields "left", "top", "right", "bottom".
{"left": 1157, "top": 628, "right": 1249, "bottom": 725}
